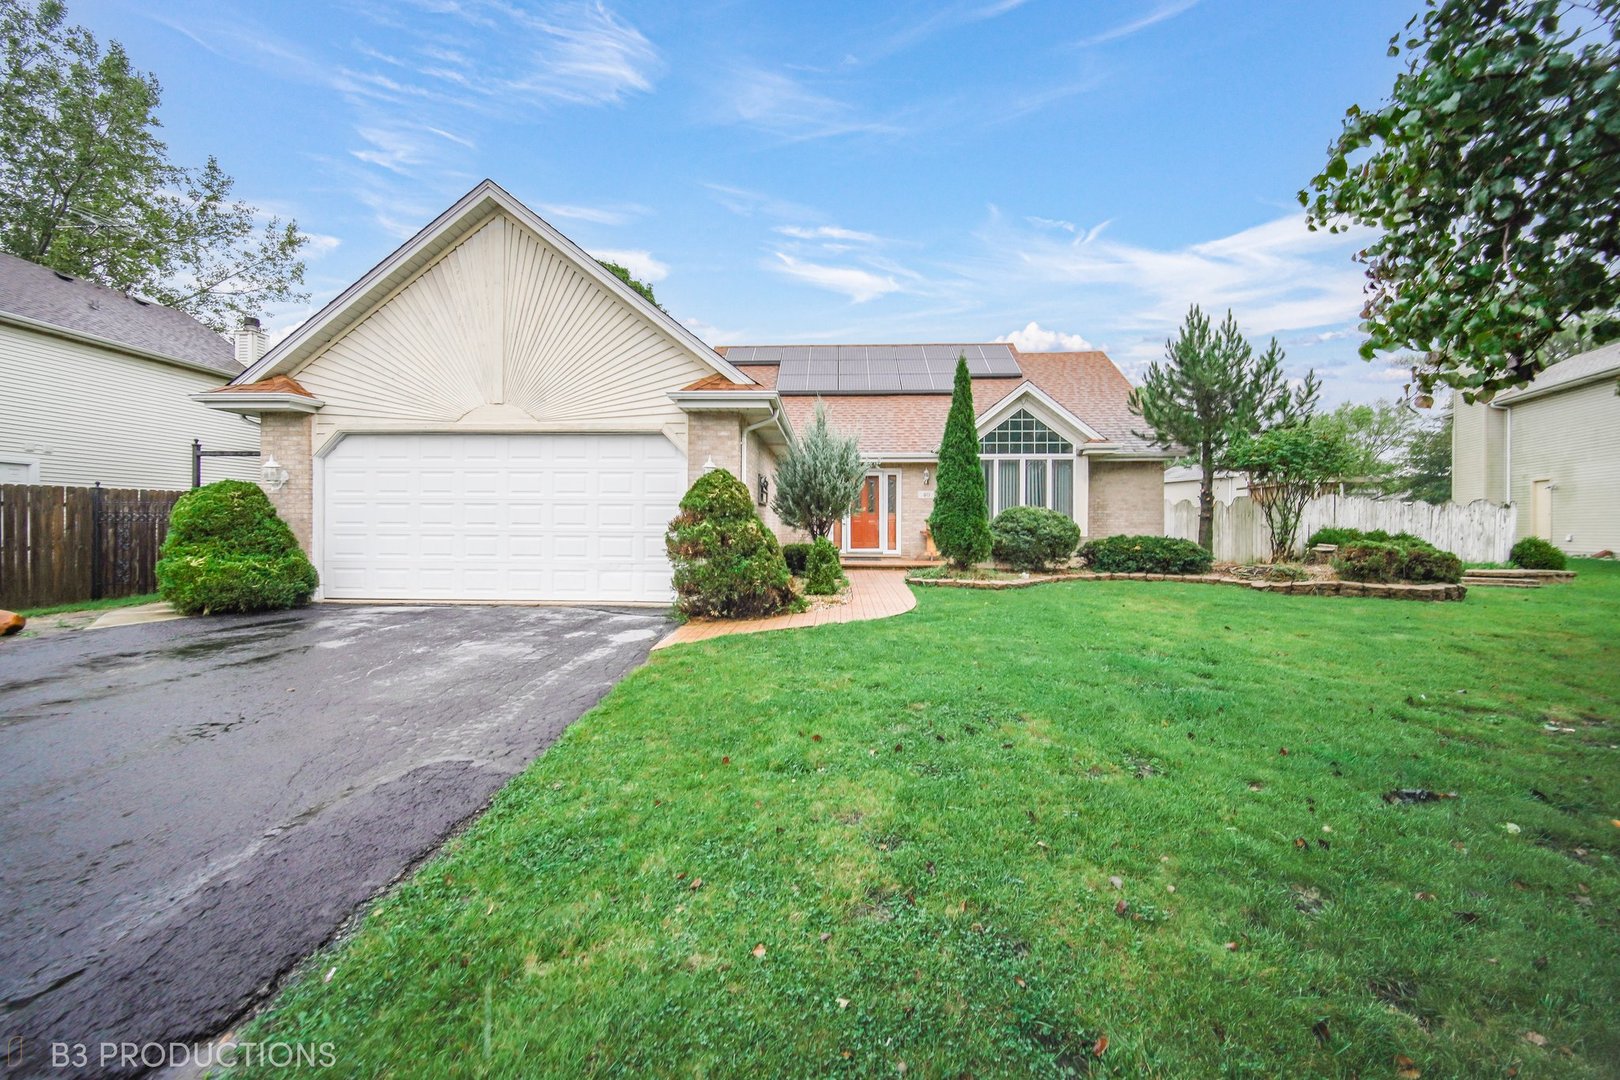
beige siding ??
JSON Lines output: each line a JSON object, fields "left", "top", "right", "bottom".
{"left": 1505, "top": 380, "right": 1620, "bottom": 555}
{"left": 1089, "top": 460, "right": 1165, "bottom": 538}
{"left": 0, "top": 323, "right": 257, "bottom": 490}
{"left": 1451, "top": 394, "right": 1507, "bottom": 504}
{"left": 294, "top": 214, "right": 710, "bottom": 454}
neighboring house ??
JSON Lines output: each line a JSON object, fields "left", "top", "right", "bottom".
{"left": 0, "top": 252, "right": 262, "bottom": 489}
{"left": 202, "top": 181, "right": 1172, "bottom": 605}
{"left": 1163, "top": 466, "right": 1248, "bottom": 508}
{"left": 1452, "top": 342, "right": 1620, "bottom": 555}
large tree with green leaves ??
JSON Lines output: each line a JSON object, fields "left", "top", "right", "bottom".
{"left": 928, "top": 355, "right": 992, "bottom": 568}
{"left": 1301, "top": 0, "right": 1620, "bottom": 402}
{"left": 1224, "top": 424, "right": 1357, "bottom": 561}
{"left": 0, "top": 0, "right": 308, "bottom": 330}
{"left": 1130, "top": 306, "right": 1320, "bottom": 552}
{"left": 770, "top": 400, "right": 867, "bottom": 542}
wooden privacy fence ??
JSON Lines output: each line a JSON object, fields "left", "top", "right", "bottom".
{"left": 0, "top": 484, "right": 183, "bottom": 610}
{"left": 1165, "top": 493, "right": 1516, "bottom": 564}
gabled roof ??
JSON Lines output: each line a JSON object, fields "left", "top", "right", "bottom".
{"left": 1496, "top": 341, "right": 1620, "bottom": 404}
{"left": 0, "top": 251, "right": 238, "bottom": 376}
{"left": 234, "top": 179, "right": 749, "bottom": 387}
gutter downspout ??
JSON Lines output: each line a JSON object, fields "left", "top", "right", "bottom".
{"left": 1485, "top": 399, "right": 1512, "bottom": 506}
{"left": 740, "top": 402, "right": 782, "bottom": 493}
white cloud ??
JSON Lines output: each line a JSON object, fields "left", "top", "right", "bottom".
{"left": 1075, "top": 0, "right": 1200, "bottom": 47}
{"left": 496, "top": 2, "right": 662, "bottom": 106}
{"left": 591, "top": 248, "right": 669, "bottom": 283}
{"left": 770, "top": 253, "right": 901, "bottom": 303}
{"left": 774, "top": 224, "right": 880, "bottom": 244}
{"left": 718, "top": 69, "right": 898, "bottom": 140}
{"left": 996, "top": 321, "right": 1094, "bottom": 352}
{"left": 683, "top": 317, "right": 748, "bottom": 346}
{"left": 538, "top": 202, "right": 649, "bottom": 226}
{"left": 303, "top": 233, "right": 342, "bottom": 257}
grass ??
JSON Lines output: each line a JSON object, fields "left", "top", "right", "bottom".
{"left": 238, "top": 562, "right": 1620, "bottom": 1078}
{"left": 16, "top": 592, "right": 160, "bottom": 618}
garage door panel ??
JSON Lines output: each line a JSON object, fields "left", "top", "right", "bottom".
{"left": 321, "top": 433, "right": 683, "bottom": 602}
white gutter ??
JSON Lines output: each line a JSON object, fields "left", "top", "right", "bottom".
{"left": 740, "top": 401, "right": 784, "bottom": 487}
{"left": 1486, "top": 399, "right": 1513, "bottom": 504}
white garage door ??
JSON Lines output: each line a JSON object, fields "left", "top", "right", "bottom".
{"left": 321, "top": 433, "right": 685, "bottom": 603}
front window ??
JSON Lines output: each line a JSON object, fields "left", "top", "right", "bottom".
{"left": 979, "top": 410, "right": 1076, "bottom": 521}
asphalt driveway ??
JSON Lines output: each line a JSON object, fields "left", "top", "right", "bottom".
{"left": 0, "top": 604, "right": 667, "bottom": 1076}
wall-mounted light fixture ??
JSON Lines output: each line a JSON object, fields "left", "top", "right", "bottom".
{"left": 702, "top": 456, "right": 718, "bottom": 474}
{"left": 757, "top": 473, "right": 770, "bottom": 506}
{"left": 922, "top": 468, "right": 931, "bottom": 486}
{"left": 260, "top": 454, "right": 289, "bottom": 492}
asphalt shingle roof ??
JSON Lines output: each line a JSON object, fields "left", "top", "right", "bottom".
{"left": 1497, "top": 341, "right": 1620, "bottom": 402}
{"left": 0, "top": 252, "right": 239, "bottom": 375}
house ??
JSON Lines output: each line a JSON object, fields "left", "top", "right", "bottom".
{"left": 202, "top": 180, "right": 1172, "bottom": 604}
{"left": 1451, "top": 342, "right": 1620, "bottom": 556}
{"left": 0, "top": 252, "right": 262, "bottom": 489}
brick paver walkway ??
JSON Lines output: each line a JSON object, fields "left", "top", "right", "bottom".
{"left": 653, "top": 570, "right": 916, "bottom": 649}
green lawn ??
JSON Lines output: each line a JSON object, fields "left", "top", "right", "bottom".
{"left": 239, "top": 563, "right": 1619, "bottom": 1078}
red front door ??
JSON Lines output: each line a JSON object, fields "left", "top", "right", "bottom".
{"left": 849, "top": 475, "right": 881, "bottom": 549}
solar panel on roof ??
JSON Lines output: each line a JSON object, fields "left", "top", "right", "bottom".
{"left": 744, "top": 344, "right": 1025, "bottom": 394}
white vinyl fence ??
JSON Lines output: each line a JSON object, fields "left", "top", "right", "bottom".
{"left": 1165, "top": 494, "right": 1515, "bottom": 564}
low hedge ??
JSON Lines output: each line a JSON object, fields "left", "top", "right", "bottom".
{"left": 1307, "top": 526, "right": 1435, "bottom": 551}
{"left": 1332, "top": 540, "right": 1463, "bottom": 584}
{"left": 803, "top": 537, "right": 845, "bottom": 595}
{"left": 782, "top": 543, "right": 812, "bottom": 576}
{"left": 990, "top": 506, "right": 1081, "bottom": 571}
{"left": 1080, "top": 535, "right": 1213, "bottom": 575}
{"left": 1509, "top": 536, "right": 1567, "bottom": 571}
{"left": 156, "top": 480, "right": 318, "bottom": 615}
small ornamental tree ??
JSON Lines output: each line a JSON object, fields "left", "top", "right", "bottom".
{"left": 1223, "top": 424, "right": 1356, "bottom": 561}
{"left": 666, "top": 468, "right": 794, "bottom": 619}
{"left": 155, "top": 480, "right": 318, "bottom": 614}
{"left": 771, "top": 400, "right": 867, "bottom": 542}
{"left": 929, "top": 355, "right": 992, "bottom": 568}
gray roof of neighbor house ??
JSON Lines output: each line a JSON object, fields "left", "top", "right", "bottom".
{"left": 1496, "top": 341, "right": 1620, "bottom": 403}
{"left": 0, "top": 251, "right": 240, "bottom": 375}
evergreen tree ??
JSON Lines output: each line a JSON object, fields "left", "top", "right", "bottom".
{"left": 928, "top": 355, "right": 992, "bottom": 568}
{"left": 770, "top": 400, "right": 866, "bottom": 542}
{"left": 1129, "top": 306, "right": 1319, "bottom": 551}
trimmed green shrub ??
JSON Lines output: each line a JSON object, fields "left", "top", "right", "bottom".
{"left": 1332, "top": 540, "right": 1462, "bottom": 583}
{"left": 666, "top": 469, "right": 794, "bottom": 619}
{"left": 929, "top": 355, "right": 992, "bottom": 568}
{"left": 1305, "top": 526, "right": 1363, "bottom": 548}
{"left": 990, "top": 506, "right": 1081, "bottom": 571}
{"left": 156, "top": 480, "right": 317, "bottom": 615}
{"left": 782, "top": 543, "right": 812, "bottom": 576}
{"left": 803, "top": 537, "right": 845, "bottom": 596}
{"left": 1080, "top": 535, "right": 1214, "bottom": 575}
{"left": 1510, "top": 536, "right": 1567, "bottom": 570}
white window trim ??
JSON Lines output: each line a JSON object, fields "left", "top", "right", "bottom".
{"left": 0, "top": 455, "right": 43, "bottom": 483}
{"left": 840, "top": 468, "right": 902, "bottom": 554}
{"left": 982, "top": 453, "right": 1079, "bottom": 523}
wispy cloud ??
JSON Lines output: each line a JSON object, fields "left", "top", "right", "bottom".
{"left": 703, "top": 183, "right": 821, "bottom": 221}
{"left": 770, "top": 253, "right": 902, "bottom": 303}
{"left": 996, "top": 321, "right": 1094, "bottom": 352}
{"left": 1075, "top": 0, "right": 1200, "bottom": 47}
{"left": 853, "top": 0, "right": 1032, "bottom": 64}
{"left": 538, "top": 202, "right": 649, "bottom": 226}
{"left": 774, "top": 224, "right": 881, "bottom": 244}
{"left": 716, "top": 69, "right": 900, "bottom": 141}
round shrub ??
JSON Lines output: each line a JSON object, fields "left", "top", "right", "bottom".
{"left": 1332, "top": 539, "right": 1462, "bottom": 584}
{"left": 1332, "top": 541, "right": 1404, "bottom": 582}
{"left": 990, "top": 506, "right": 1081, "bottom": 571}
{"left": 156, "top": 480, "right": 318, "bottom": 615}
{"left": 782, "top": 542, "right": 812, "bottom": 576}
{"left": 666, "top": 469, "right": 794, "bottom": 619}
{"left": 803, "top": 537, "right": 846, "bottom": 596}
{"left": 1510, "top": 536, "right": 1567, "bottom": 570}
{"left": 1079, "top": 535, "right": 1213, "bottom": 575}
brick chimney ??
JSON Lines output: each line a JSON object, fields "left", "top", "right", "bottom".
{"left": 233, "top": 316, "right": 268, "bottom": 367}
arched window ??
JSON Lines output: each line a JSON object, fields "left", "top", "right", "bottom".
{"left": 978, "top": 410, "right": 1076, "bottom": 519}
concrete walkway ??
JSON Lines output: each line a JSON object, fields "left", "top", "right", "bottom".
{"left": 655, "top": 569, "right": 916, "bottom": 649}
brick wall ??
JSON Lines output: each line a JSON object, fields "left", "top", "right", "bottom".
{"left": 261, "top": 412, "right": 314, "bottom": 553}
{"left": 686, "top": 412, "right": 742, "bottom": 488}
{"left": 1088, "top": 460, "right": 1165, "bottom": 539}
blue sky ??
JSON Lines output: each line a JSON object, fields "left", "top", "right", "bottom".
{"left": 79, "top": 0, "right": 1420, "bottom": 403}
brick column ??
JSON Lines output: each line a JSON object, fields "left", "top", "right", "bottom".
{"left": 260, "top": 412, "right": 314, "bottom": 554}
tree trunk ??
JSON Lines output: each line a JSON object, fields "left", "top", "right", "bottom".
{"left": 1198, "top": 448, "right": 1215, "bottom": 553}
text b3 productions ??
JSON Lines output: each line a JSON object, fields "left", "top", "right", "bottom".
{"left": 49, "top": 1040, "right": 337, "bottom": 1070}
